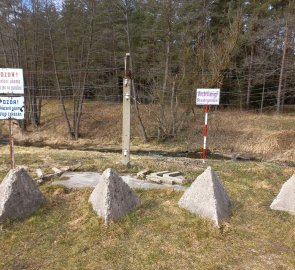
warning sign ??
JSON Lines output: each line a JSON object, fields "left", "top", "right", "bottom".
{"left": 0, "top": 96, "right": 25, "bottom": 119}
{"left": 0, "top": 68, "right": 24, "bottom": 94}
{"left": 196, "top": 88, "right": 220, "bottom": 105}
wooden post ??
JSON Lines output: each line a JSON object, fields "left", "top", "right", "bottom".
{"left": 9, "top": 119, "right": 15, "bottom": 169}
{"left": 122, "top": 53, "right": 131, "bottom": 166}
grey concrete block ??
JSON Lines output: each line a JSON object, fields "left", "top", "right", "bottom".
{"left": 146, "top": 171, "right": 170, "bottom": 184}
{"left": 164, "top": 171, "right": 182, "bottom": 177}
{"left": 36, "top": 168, "right": 44, "bottom": 178}
{"left": 146, "top": 171, "right": 186, "bottom": 185}
{"left": 162, "top": 172, "right": 186, "bottom": 185}
{"left": 0, "top": 168, "right": 46, "bottom": 222}
{"left": 136, "top": 170, "right": 151, "bottom": 179}
{"left": 52, "top": 167, "right": 62, "bottom": 174}
{"left": 150, "top": 171, "right": 170, "bottom": 177}
{"left": 270, "top": 173, "right": 295, "bottom": 215}
{"left": 146, "top": 176, "right": 163, "bottom": 184}
{"left": 178, "top": 166, "right": 231, "bottom": 227}
{"left": 89, "top": 168, "right": 140, "bottom": 224}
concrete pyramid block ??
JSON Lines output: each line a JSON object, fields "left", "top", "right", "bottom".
{"left": 89, "top": 168, "right": 140, "bottom": 224}
{"left": 270, "top": 173, "right": 295, "bottom": 215}
{"left": 178, "top": 166, "right": 231, "bottom": 227}
{"left": 0, "top": 168, "right": 46, "bottom": 222}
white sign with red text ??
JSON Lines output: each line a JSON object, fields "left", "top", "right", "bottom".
{"left": 0, "top": 96, "right": 25, "bottom": 119}
{"left": 0, "top": 68, "right": 24, "bottom": 94}
{"left": 196, "top": 88, "right": 220, "bottom": 105}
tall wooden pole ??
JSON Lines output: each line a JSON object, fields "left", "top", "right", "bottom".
{"left": 9, "top": 119, "right": 15, "bottom": 169}
{"left": 122, "top": 53, "right": 131, "bottom": 166}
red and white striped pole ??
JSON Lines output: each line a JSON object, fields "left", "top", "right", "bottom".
{"left": 202, "top": 104, "right": 209, "bottom": 163}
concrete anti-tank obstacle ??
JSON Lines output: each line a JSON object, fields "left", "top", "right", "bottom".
{"left": 0, "top": 167, "right": 47, "bottom": 222}
{"left": 89, "top": 168, "right": 140, "bottom": 224}
{"left": 178, "top": 166, "right": 232, "bottom": 227}
{"left": 270, "top": 173, "right": 295, "bottom": 215}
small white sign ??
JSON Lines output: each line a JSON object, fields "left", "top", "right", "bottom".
{"left": 196, "top": 88, "right": 220, "bottom": 105}
{"left": 0, "top": 68, "right": 24, "bottom": 94}
{"left": 0, "top": 96, "right": 25, "bottom": 119}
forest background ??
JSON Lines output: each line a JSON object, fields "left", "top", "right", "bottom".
{"left": 0, "top": 0, "right": 294, "bottom": 143}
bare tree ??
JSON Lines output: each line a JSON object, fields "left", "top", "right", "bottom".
{"left": 45, "top": 0, "right": 96, "bottom": 139}
{"left": 276, "top": 19, "right": 288, "bottom": 113}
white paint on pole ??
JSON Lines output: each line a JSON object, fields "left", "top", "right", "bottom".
{"left": 122, "top": 53, "right": 131, "bottom": 166}
{"left": 0, "top": 68, "right": 24, "bottom": 94}
{"left": 196, "top": 88, "right": 220, "bottom": 105}
{"left": 0, "top": 96, "right": 25, "bottom": 120}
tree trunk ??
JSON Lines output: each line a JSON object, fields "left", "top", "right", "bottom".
{"left": 277, "top": 22, "right": 288, "bottom": 113}
{"left": 170, "top": 75, "right": 177, "bottom": 137}
{"left": 158, "top": 37, "right": 170, "bottom": 139}
{"left": 281, "top": 76, "right": 287, "bottom": 112}
{"left": 246, "top": 45, "right": 254, "bottom": 109}
{"left": 260, "top": 73, "right": 266, "bottom": 114}
{"left": 45, "top": 8, "right": 74, "bottom": 138}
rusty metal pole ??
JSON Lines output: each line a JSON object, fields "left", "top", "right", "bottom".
{"left": 9, "top": 118, "right": 15, "bottom": 169}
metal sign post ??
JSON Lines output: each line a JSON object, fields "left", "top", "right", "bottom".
{"left": 196, "top": 88, "right": 220, "bottom": 163}
{"left": 202, "top": 104, "right": 209, "bottom": 161}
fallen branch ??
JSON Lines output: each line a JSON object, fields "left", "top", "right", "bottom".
{"left": 35, "top": 162, "right": 82, "bottom": 185}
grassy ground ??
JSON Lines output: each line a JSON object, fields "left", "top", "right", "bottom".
{"left": 0, "top": 145, "right": 295, "bottom": 269}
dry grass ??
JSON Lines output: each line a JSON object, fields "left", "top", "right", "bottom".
{"left": 0, "top": 101, "right": 294, "bottom": 162}
{"left": 0, "top": 145, "right": 295, "bottom": 269}
{"left": 206, "top": 111, "right": 295, "bottom": 161}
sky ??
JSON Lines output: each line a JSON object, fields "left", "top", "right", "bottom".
{"left": 21, "top": 0, "right": 63, "bottom": 10}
